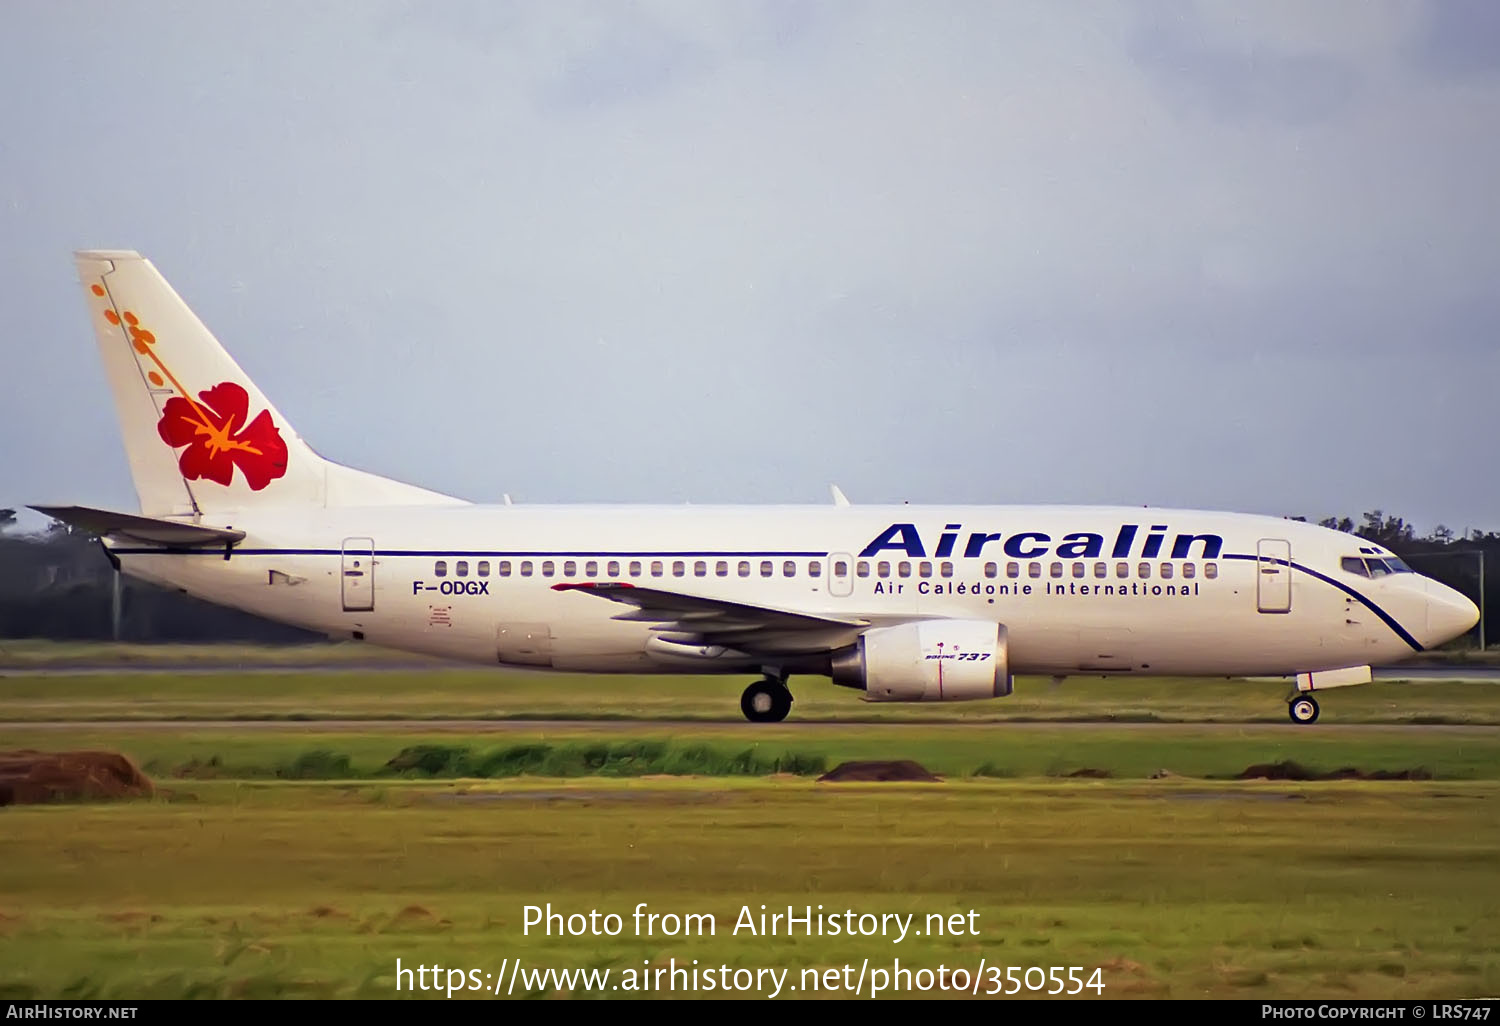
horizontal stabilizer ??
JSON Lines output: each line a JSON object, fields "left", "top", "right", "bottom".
{"left": 29, "top": 505, "right": 246, "bottom": 547}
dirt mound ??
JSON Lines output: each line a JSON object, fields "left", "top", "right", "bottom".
{"left": 1065, "top": 768, "right": 1112, "bottom": 778}
{"left": 0, "top": 750, "right": 154, "bottom": 806}
{"left": 1237, "top": 760, "right": 1432, "bottom": 782}
{"left": 817, "top": 760, "right": 941, "bottom": 783}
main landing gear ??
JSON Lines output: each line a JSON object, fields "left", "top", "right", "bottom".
{"left": 1287, "top": 694, "right": 1320, "bottom": 725}
{"left": 741, "top": 677, "right": 793, "bottom": 723}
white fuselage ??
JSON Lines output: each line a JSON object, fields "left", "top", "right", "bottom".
{"left": 109, "top": 503, "right": 1470, "bottom": 679}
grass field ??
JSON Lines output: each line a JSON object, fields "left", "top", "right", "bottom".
{"left": 4, "top": 667, "right": 1500, "bottom": 725}
{"left": 0, "top": 640, "right": 443, "bottom": 669}
{"left": 4, "top": 723, "right": 1500, "bottom": 782}
{"left": 1, "top": 778, "right": 1497, "bottom": 999}
{"left": 3, "top": 664, "right": 1499, "bottom": 1000}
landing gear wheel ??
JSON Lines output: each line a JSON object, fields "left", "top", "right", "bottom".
{"left": 741, "top": 679, "right": 792, "bottom": 723}
{"left": 1288, "top": 695, "right": 1320, "bottom": 725}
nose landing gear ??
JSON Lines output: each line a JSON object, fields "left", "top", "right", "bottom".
{"left": 741, "top": 677, "right": 793, "bottom": 723}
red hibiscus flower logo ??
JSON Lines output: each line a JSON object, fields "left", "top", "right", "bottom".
{"left": 97, "top": 305, "right": 290, "bottom": 491}
{"left": 156, "top": 382, "right": 289, "bottom": 491}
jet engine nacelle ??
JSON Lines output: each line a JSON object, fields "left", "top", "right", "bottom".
{"left": 830, "top": 619, "right": 1013, "bottom": 701}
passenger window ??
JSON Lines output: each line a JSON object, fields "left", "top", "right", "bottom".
{"left": 1007, "top": 562, "right": 1020, "bottom": 579}
{"left": 898, "top": 562, "right": 912, "bottom": 578}
{"left": 1116, "top": 562, "right": 1129, "bottom": 578}
{"left": 1050, "top": 562, "right": 1063, "bottom": 579}
{"left": 456, "top": 560, "right": 469, "bottom": 577}
{"left": 694, "top": 560, "right": 707, "bottom": 577}
{"left": 1161, "top": 563, "right": 1173, "bottom": 579}
{"left": 498, "top": 560, "right": 511, "bottom": 577}
{"left": 919, "top": 562, "right": 933, "bottom": 578}
{"left": 877, "top": 561, "right": 891, "bottom": 578}
{"left": 1094, "top": 562, "right": 1106, "bottom": 579}
{"left": 809, "top": 561, "right": 821, "bottom": 578}
{"left": 563, "top": 560, "right": 577, "bottom": 577}
{"left": 761, "top": 560, "right": 774, "bottom": 577}
{"left": 1205, "top": 562, "right": 1218, "bottom": 579}
{"left": 434, "top": 560, "right": 448, "bottom": 577}
{"left": 673, "top": 561, "right": 686, "bottom": 577}
{"left": 985, "top": 562, "right": 998, "bottom": 579}
{"left": 716, "top": 560, "right": 728, "bottom": 577}
{"left": 628, "top": 561, "right": 642, "bottom": 577}
{"left": 834, "top": 560, "right": 849, "bottom": 577}
{"left": 856, "top": 561, "right": 870, "bottom": 578}
{"left": 1138, "top": 562, "right": 1151, "bottom": 579}
{"left": 585, "top": 560, "right": 599, "bottom": 577}
{"left": 1183, "top": 563, "right": 1195, "bottom": 579}
{"left": 1072, "top": 562, "right": 1085, "bottom": 579}
{"left": 739, "top": 560, "right": 751, "bottom": 578}
{"left": 783, "top": 561, "right": 797, "bottom": 577}
{"left": 520, "top": 560, "right": 533, "bottom": 577}
{"left": 541, "top": 560, "right": 555, "bottom": 578}
{"left": 606, "top": 560, "right": 619, "bottom": 577}
{"left": 940, "top": 562, "right": 953, "bottom": 577}
{"left": 1028, "top": 562, "right": 1042, "bottom": 578}
{"left": 651, "top": 560, "right": 664, "bottom": 577}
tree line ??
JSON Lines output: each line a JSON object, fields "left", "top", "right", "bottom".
{"left": 0, "top": 507, "right": 1492, "bottom": 647}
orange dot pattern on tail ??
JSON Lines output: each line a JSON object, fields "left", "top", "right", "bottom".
{"left": 104, "top": 309, "right": 119, "bottom": 325}
{"left": 91, "top": 284, "right": 105, "bottom": 297}
{"left": 148, "top": 372, "right": 164, "bottom": 386}
{"left": 127, "top": 319, "right": 156, "bottom": 353}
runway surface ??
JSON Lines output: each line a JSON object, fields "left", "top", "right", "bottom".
{"left": 2, "top": 718, "right": 1495, "bottom": 732}
{"left": 4, "top": 664, "right": 1499, "bottom": 680}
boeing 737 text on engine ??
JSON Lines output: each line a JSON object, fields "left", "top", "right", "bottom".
{"left": 32, "top": 251, "right": 1479, "bottom": 724}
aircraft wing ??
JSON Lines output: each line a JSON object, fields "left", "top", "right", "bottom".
{"left": 28, "top": 505, "right": 245, "bottom": 547}
{"left": 551, "top": 582, "right": 869, "bottom": 654}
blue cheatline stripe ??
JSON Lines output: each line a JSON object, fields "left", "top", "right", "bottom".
{"left": 1223, "top": 553, "right": 1424, "bottom": 653}
{"left": 108, "top": 547, "right": 830, "bottom": 559}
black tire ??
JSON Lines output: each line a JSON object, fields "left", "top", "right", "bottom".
{"left": 1288, "top": 695, "right": 1320, "bottom": 725}
{"left": 741, "top": 680, "right": 792, "bottom": 723}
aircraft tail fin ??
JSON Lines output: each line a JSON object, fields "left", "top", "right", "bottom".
{"left": 74, "top": 251, "right": 466, "bottom": 516}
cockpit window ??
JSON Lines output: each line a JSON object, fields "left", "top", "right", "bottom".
{"left": 1344, "top": 555, "right": 1416, "bottom": 578}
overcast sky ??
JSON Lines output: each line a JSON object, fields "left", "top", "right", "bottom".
{"left": 3, "top": 1, "right": 1497, "bottom": 535}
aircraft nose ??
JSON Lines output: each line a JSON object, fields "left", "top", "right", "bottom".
{"left": 1423, "top": 578, "right": 1480, "bottom": 647}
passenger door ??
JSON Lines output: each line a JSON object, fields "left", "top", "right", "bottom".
{"left": 341, "top": 537, "right": 375, "bottom": 611}
{"left": 1256, "top": 538, "right": 1292, "bottom": 614}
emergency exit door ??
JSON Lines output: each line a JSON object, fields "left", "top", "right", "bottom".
{"left": 341, "top": 537, "right": 375, "bottom": 611}
{"left": 1256, "top": 538, "right": 1292, "bottom": 614}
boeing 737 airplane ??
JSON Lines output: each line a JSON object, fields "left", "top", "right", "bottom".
{"left": 34, "top": 252, "right": 1480, "bottom": 724}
